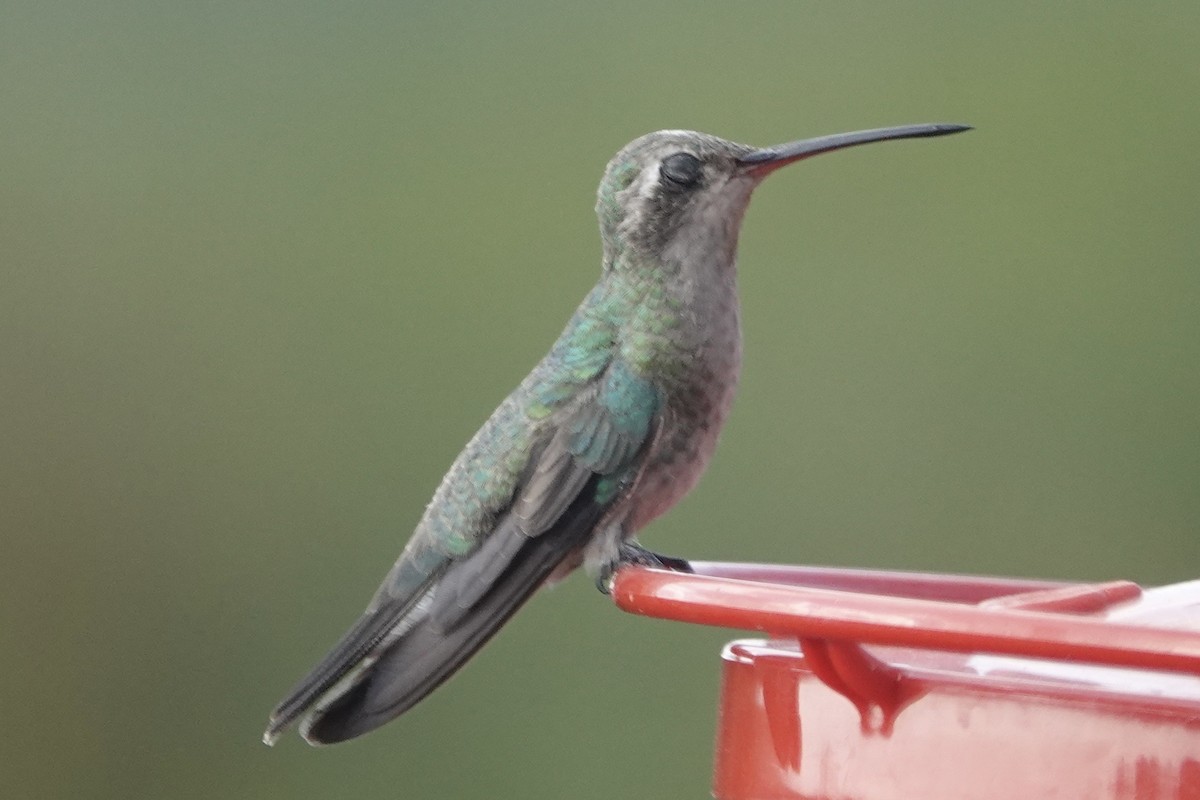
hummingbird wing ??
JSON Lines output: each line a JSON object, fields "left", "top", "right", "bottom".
{"left": 265, "top": 358, "right": 661, "bottom": 745}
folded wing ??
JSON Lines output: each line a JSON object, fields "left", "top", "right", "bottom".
{"left": 264, "top": 361, "right": 661, "bottom": 744}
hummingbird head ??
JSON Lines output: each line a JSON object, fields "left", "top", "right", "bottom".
{"left": 595, "top": 123, "right": 970, "bottom": 273}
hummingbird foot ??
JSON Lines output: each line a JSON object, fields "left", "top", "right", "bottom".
{"left": 595, "top": 541, "right": 693, "bottom": 594}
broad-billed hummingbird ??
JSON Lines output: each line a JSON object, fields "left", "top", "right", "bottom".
{"left": 264, "top": 122, "right": 970, "bottom": 745}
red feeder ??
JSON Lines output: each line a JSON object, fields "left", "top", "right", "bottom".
{"left": 611, "top": 563, "right": 1200, "bottom": 800}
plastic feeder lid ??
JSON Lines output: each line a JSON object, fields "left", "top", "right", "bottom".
{"left": 611, "top": 563, "right": 1200, "bottom": 800}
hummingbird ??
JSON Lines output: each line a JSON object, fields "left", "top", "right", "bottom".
{"left": 264, "top": 122, "right": 970, "bottom": 746}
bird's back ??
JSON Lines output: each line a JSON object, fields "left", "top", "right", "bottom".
{"left": 265, "top": 282, "right": 629, "bottom": 743}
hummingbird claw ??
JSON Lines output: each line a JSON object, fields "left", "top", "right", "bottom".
{"left": 617, "top": 541, "right": 695, "bottom": 574}
{"left": 597, "top": 542, "right": 694, "bottom": 594}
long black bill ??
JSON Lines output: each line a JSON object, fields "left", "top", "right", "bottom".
{"left": 738, "top": 122, "right": 971, "bottom": 176}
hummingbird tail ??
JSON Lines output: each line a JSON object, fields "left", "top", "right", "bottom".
{"left": 266, "top": 478, "right": 605, "bottom": 746}
{"left": 303, "top": 502, "right": 601, "bottom": 744}
{"left": 262, "top": 585, "right": 436, "bottom": 745}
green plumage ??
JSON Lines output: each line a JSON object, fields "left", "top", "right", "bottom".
{"left": 417, "top": 279, "right": 661, "bottom": 560}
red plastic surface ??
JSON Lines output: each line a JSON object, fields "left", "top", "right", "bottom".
{"left": 611, "top": 563, "right": 1200, "bottom": 800}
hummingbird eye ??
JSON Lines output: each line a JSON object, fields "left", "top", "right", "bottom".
{"left": 659, "top": 153, "right": 702, "bottom": 188}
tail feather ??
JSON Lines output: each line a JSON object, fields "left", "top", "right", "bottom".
{"left": 263, "top": 582, "right": 437, "bottom": 745}
{"left": 264, "top": 481, "right": 604, "bottom": 746}
{"left": 302, "top": 496, "right": 602, "bottom": 744}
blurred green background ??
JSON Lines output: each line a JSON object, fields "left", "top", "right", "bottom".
{"left": 2, "top": 2, "right": 1197, "bottom": 798}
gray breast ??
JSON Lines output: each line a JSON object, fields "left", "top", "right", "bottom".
{"left": 628, "top": 270, "right": 742, "bottom": 531}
